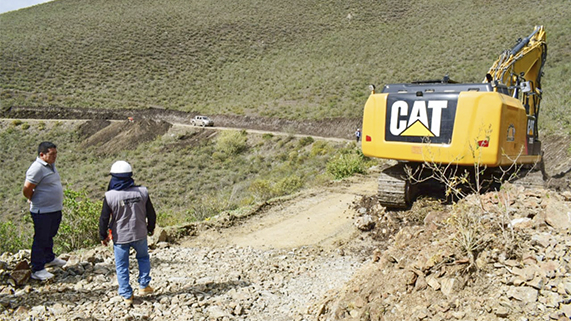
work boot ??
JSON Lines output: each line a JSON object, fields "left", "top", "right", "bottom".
{"left": 31, "top": 269, "right": 54, "bottom": 281}
{"left": 45, "top": 257, "right": 67, "bottom": 267}
{"left": 139, "top": 285, "right": 154, "bottom": 295}
{"left": 123, "top": 295, "right": 134, "bottom": 305}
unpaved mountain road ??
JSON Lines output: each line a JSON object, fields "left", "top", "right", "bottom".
{"left": 175, "top": 123, "right": 349, "bottom": 143}
{"left": 2, "top": 174, "right": 382, "bottom": 321}
{"left": 0, "top": 118, "right": 350, "bottom": 143}
{"left": 182, "top": 174, "right": 379, "bottom": 251}
{"left": 1, "top": 106, "right": 361, "bottom": 140}
{"left": 4, "top": 117, "right": 371, "bottom": 251}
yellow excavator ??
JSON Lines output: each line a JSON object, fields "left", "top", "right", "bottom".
{"left": 361, "top": 26, "right": 547, "bottom": 208}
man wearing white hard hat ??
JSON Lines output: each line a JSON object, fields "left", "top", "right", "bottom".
{"left": 99, "top": 160, "right": 157, "bottom": 305}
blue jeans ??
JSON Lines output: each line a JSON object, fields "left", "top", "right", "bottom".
{"left": 113, "top": 238, "right": 151, "bottom": 299}
{"left": 30, "top": 211, "right": 62, "bottom": 272}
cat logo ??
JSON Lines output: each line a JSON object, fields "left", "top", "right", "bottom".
{"left": 385, "top": 94, "right": 458, "bottom": 144}
{"left": 389, "top": 100, "right": 448, "bottom": 137}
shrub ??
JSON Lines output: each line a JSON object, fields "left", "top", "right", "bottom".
{"left": 326, "top": 151, "right": 367, "bottom": 179}
{"left": 311, "top": 140, "right": 333, "bottom": 156}
{"left": 249, "top": 179, "right": 273, "bottom": 201}
{"left": 11, "top": 119, "right": 22, "bottom": 126}
{"left": 288, "top": 151, "right": 298, "bottom": 163}
{"left": 21, "top": 123, "right": 30, "bottom": 130}
{"left": 188, "top": 193, "right": 234, "bottom": 221}
{"left": 216, "top": 131, "right": 248, "bottom": 155}
{"left": 0, "top": 220, "right": 31, "bottom": 254}
{"left": 446, "top": 200, "right": 490, "bottom": 270}
{"left": 249, "top": 175, "right": 304, "bottom": 202}
{"left": 298, "top": 136, "right": 314, "bottom": 147}
{"left": 277, "top": 135, "right": 295, "bottom": 148}
{"left": 157, "top": 211, "right": 179, "bottom": 227}
{"left": 55, "top": 188, "right": 102, "bottom": 253}
{"left": 273, "top": 175, "right": 304, "bottom": 196}
{"left": 211, "top": 151, "right": 227, "bottom": 162}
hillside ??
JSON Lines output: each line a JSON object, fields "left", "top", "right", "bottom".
{"left": 0, "top": 118, "right": 358, "bottom": 233}
{"left": 1, "top": 0, "right": 571, "bottom": 133}
{"left": 2, "top": 1, "right": 571, "bottom": 320}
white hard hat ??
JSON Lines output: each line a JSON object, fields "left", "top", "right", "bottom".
{"left": 110, "top": 161, "right": 132, "bottom": 174}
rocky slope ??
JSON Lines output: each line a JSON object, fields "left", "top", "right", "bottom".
{"left": 313, "top": 184, "right": 571, "bottom": 321}
{"left": 1, "top": 245, "right": 363, "bottom": 321}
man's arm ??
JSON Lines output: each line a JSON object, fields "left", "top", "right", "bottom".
{"left": 146, "top": 197, "right": 157, "bottom": 236}
{"left": 99, "top": 198, "right": 112, "bottom": 246}
{"left": 23, "top": 181, "right": 36, "bottom": 200}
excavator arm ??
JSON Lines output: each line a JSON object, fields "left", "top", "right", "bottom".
{"left": 486, "top": 25, "right": 547, "bottom": 140}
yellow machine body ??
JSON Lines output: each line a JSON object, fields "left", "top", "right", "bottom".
{"left": 362, "top": 90, "right": 540, "bottom": 167}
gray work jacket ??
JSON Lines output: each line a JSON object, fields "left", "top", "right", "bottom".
{"left": 101, "top": 186, "right": 155, "bottom": 244}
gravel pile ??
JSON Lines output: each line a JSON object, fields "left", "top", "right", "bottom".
{"left": 0, "top": 245, "right": 365, "bottom": 320}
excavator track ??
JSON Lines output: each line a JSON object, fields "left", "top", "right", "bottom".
{"left": 377, "top": 164, "right": 412, "bottom": 209}
{"left": 377, "top": 162, "right": 547, "bottom": 209}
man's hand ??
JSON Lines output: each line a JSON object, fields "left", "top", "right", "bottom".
{"left": 101, "top": 237, "right": 110, "bottom": 246}
{"left": 23, "top": 181, "right": 36, "bottom": 200}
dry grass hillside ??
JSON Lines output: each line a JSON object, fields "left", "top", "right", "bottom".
{"left": 0, "top": 0, "right": 570, "bottom": 133}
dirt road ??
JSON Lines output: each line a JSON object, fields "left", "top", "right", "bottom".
{"left": 182, "top": 174, "right": 378, "bottom": 250}
{"left": 0, "top": 118, "right": 349, "bottom": 143}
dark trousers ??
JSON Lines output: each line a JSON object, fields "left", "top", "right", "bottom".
{"left": 30, "top": 210, "right": 62, "bottom": 272}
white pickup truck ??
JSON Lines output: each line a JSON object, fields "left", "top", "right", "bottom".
{"left": 191, "top": 115, "right": 214, "bottom": 127}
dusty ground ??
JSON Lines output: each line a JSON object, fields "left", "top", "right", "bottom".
{"left": 182, "top": 174, "right": 379, "bottom": 251}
